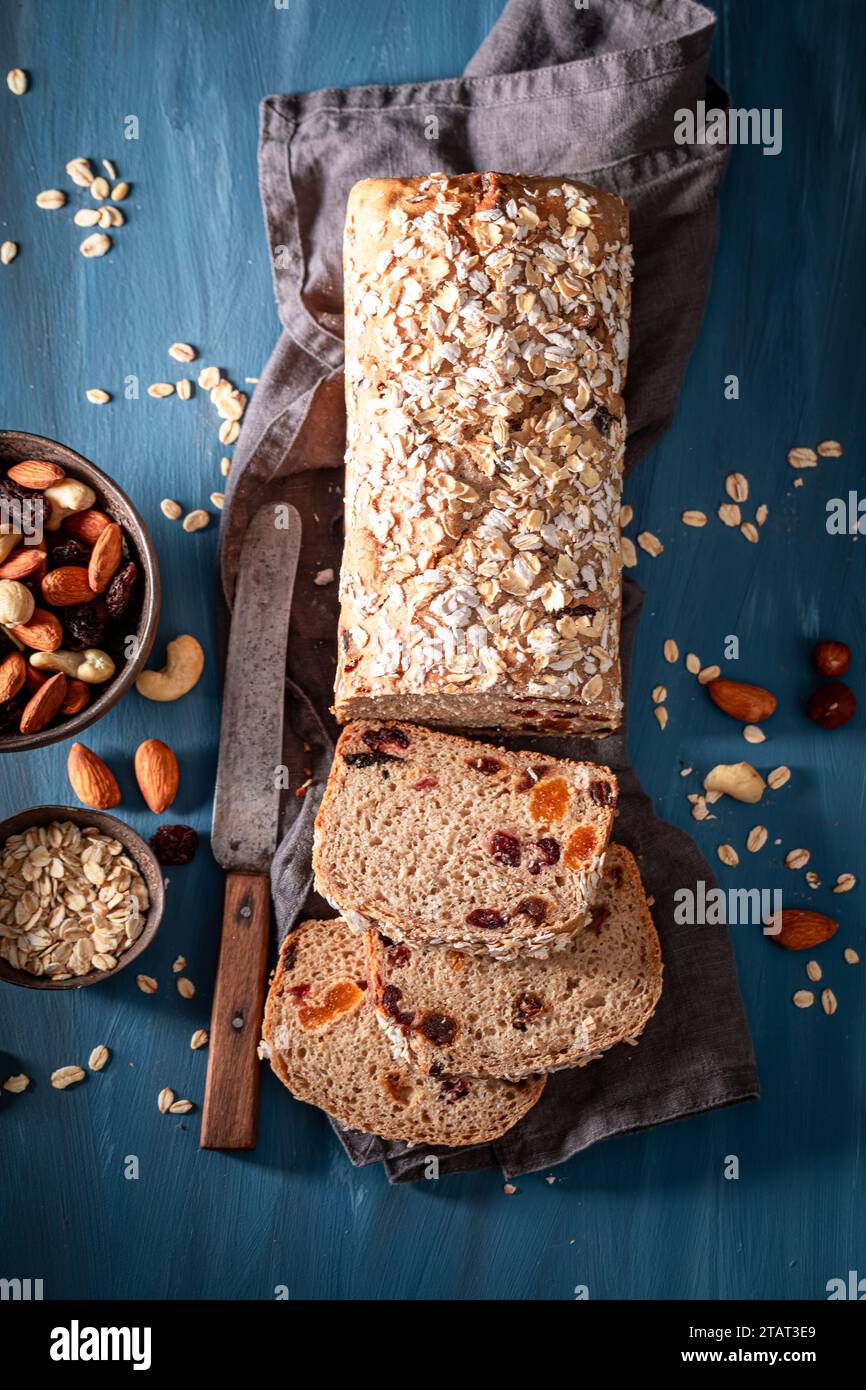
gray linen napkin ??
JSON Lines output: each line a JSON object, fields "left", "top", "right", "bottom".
{"left": 219, "top": 0, "right": 759, "bottom": 1181}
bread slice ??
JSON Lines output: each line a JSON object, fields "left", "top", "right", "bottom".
{"left": 313, "top": 721, "right": 617, "bottom": 958}
{"left": 262, "top": 920, "right": 546, "bottom": 1145}
{"left": 366, "top": 845, "right": 662, "bottom": 1079}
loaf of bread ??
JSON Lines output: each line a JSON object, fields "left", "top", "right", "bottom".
{"left": 313, "top": 720, "right": 617, "bottom": 958}
{"left": 336, "top": 171, "right": 632, "bottom": 736}
{"left": 366, "top": 845, "right": 662, "bottom": 1080}
{"left": 262, "top": 920, "right": 546, "bottom": 1145}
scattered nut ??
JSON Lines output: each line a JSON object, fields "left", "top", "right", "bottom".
{"left": 136, "top": 634, "right": 204, "bottom": 702}
{"left": 707, "top": 678, "right": 777, "bottom": 723}
{"left": 67, "top": 743, "right": 121, "bottom": 810}
{"left": 134, "top": 738, "right": 179, "bottom": 814}
{"left": 812, "top": 640, "right": 850, "bottom": 677}
{"left": 704, "top": 762, "right": 765, "bottom": 804}
{"left": 766, "top": 909, "right": 838, "bottom": 950}
{"left": 806, "top": 682, "right": 856, "bottom": 730}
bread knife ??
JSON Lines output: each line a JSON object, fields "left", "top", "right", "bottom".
{"left": 201, "top": 502, "right": 301, "bottom": 1150}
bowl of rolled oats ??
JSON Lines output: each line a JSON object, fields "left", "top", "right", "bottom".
{"left": 0, "top": 807, "right": 165, "bottom": 989}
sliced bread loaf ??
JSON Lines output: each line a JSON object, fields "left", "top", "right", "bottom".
{"left": 262, "top": 920, "right": 546, "bottom": 1145}
{"left": 313, "top": 720, "right": 617, "bottom": 958}
{"left": 366, "top": 845, "right": 662, "bottom": 1079}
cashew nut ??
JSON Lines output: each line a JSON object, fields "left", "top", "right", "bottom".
{"left": 31, "top": 647, "right": 116, "bottom": 684}
{"left": 44, "top": 479, "right": 96, "bottom": 532}
{"left": 135, "top": 634, "right": 204, "bottom": 702}
{"left": 0, "top": 527, "right": 22, "bottom": 563}
{"left": 0, "top": 579, "right": 35, "bottom": 626}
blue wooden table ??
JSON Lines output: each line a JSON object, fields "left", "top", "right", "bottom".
{"left": 1, "top": 0, "right": 863, "bottom": 1301}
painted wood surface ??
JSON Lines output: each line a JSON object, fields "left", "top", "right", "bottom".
{"left": 1, "top": 0, "right": 863, "bottom": 1301}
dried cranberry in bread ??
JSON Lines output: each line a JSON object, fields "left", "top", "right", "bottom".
{"left": 336, "top": 171, "right": 632, "bottom": 737}
{"left": 366, "top": 845, "right": 661, "bottom": 1080}
{"left": 262, "top": 920, "right": 545, "bottom": 1145}
{"left": 313, "top": 720, "right": 617, "bottom": 957}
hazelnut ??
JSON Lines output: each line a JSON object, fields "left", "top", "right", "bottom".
{"left": 812, "top": 639, "right": 850, "bottom": 677}
{"left": 806, "top": 681, "right": 856, "bottom": 730}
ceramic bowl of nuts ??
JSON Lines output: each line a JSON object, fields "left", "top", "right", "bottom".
{"left": 0, "top": 806, "right": 165, "bottom": 990}
{"left": 0, "top": 430, "right": 160, "bottom": 751}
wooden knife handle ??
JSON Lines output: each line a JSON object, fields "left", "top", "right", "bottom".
{"left": 201, "top": 871, "right": 270, "bottom": 1150}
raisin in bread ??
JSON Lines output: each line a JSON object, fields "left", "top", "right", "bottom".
{"left": 366, "top": 845, "right": 661, "bottom": 1080}
{"left": 262, "top": 920, "right": 545, "bottom": 1145}
{"left": 313, "top": 720, "right": 617, "bottom": 958}
{"left": 336, "top": 171, "right": 633, "bottom": 737}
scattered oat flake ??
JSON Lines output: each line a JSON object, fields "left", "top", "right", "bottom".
{"left": 74, "top": 208, "right": 101, "bottom": 227}
{"left": 503, "top": 1183, "right": 517, "bottom": 1195}
{"left": 620, "top": 535, "right": 637, "bottom": 567}
{"left": 66, "top": 157, "right": 94, "bottom": 186}
{"left": 137, "top": 974, "right": 157, "bottom": 995}
{"left": 102, "top": 159, "right": 118, "bottom": 180}
{"left": 755, "top": 504, "right": 768, "bottom": 526}
{"left": 680, "top": 766, "right": 692, "bottom": 777}
{"left": 36, "top": 189, "right": 67, "bottom": 210}
{"left": 177, "top": 977, "right": 195, "bottom": 999}
{"left": 805, "top": 960, "right": 822, "bottom": 983}
{"left": 718, "top": 503, "right": 741, "bottom": 527}
{"left": 832, "top": 873, "right": 856, "bottom": 893}
{"left": 182, "top": 509, "right": 209, "bottom": 533}
{"left": 844, "top": 947, "right": 860, "bottom": 965}
{"left": 746, "top": 825, "right": 767, "bottom": 853}
{"left": 685, "top": 652, "right": 701, "bottom": 675}
{"left": 725, "top": 473, "right": 749, "bottom": 503}
{"left": 210, "top": 491, "right": 225, "bottom": 510}
{"left": 85, "top": 389, "right": 110, "bottom": 405}
{"left": 740, "top": 522, "right": 759, "bottom": 544}
{"left": 743, "top": 724, "right": 766, "bottom": 744}
{"left": 785, "top": 848, "right": 810, "bottom": 870}
{"left": 767, "top": 766, "right": 790, "bottom": 790}
{"left": 89, "top": 175, "right": 110, "bottom": 201}
{"left": 718, "top": 844, "right": 739, "bottom": 867}
{"left": 805, "top": 871, "right": 821, "bottom": 888}
{"left": 169, "top": 342, "right": 196, "bottom": 363}
{"left": 88, "top": 1045, "right": 109, "bottom": 1072}
{"left": 793, "top": 990, "right": 814, "bottom": 1010}
{"left": 817, "top": 440, "right": 842, "bottom": 458}
{"left": 651, "top": 685, "right": 667, "bottom": 704}
{"left": 157, "top": 1087, "right": 175, "bottom": 1113}
{"left": 198, "top": 366, "right": 220, "bottom": 390}
{"left": 220, "top": 456, "right": 231, "bottom": 477}
{"left": 697, "top": 665, "right": 721, "bottom": 685}
{"left": 821, "top": 988, "right": 837, "bottom": 1016}
{"left": 147, "top": 382, "right": 174, "bottom": 398}
{"left": 191, "top": 1029, "right": 209, "bottom": 1050}
{"left": 160, "top": 498, "right": 182, "bottom": 520}
{"left": 1, "top": 241, "right": 18, "bottom": 265}
{"left": 111, "top": 182, "right": 130, "bottom": 202}
{"left": 691, "top": 798, "right": 711, "bottom": 821}
{"left": 663, "top": 639, "right": 679, "bottom": 664}
{"left": 314, "top": 568, "right": 334, "bottom": 586}
{"left": 176, "top": 379, "right": 192, "bottom": 401}
{"left": 51, "top": 1066, "right": 85, "bottom": 1090}
{"left": 219, "top": 419, "right": 240, "bottom": 446}
{"left": 653, "top": 705, "right": 668, "bottom": 730}
{"left": 681, "top": 510, "right": 707, "bottom": 527}
{"left": 80, "top": 232, "right": 111, "bottom": 258}
{"left": 169, "top": 1098, "right": 194, "bottom": 1115}
{"left": 172, "top": 956, "right": 186, "bottom": 973}
{"left": 787, "top": 446, "right": 817, "bottom": 469}
{"left": 619, "top": 504, "right": 633, "bottom": 527}
{"left": 637, "top": 531, "right": 664, "bottom": 557}
{"left": 6, "top": 68, "right": 28, "bottom": 95}
{"left": 3, "top": 1073, "right": 29, "bottom": 1093}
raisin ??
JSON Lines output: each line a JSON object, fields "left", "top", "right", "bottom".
{"left": 429, "top": 1062, "right": 444, "bottom": 1078}
{"left": 468, "top": 756, "right": 503, "bottom": 775}
{"left": 387, "top": 944, "right": 411, "bottom": 968}
{"left": 48, "top": 538, "right": 89, "bottom": 568}
{"left": 104, "top": 560, "right": 138, "bottom": 620}
{"left": 528, "top": 836, "right": 561, "bottom": 876}
{"left": 592, "top": 405, "right": 615, "bottom": 436}
{"left": 343, "top": 750, "right": 402, "bottom": 768}
{"left": 490, "top": 830, "right": 521, "bottom": 867}
{"left": 588, "top": 779, "right": 614, "bottom": 807}
{"left": 466, "top": 908, "right": 507, "bottom": 930}
{"left": 515, "top": 897, "right": 547, "bottom": 922}
{"left": 283, "top": 944, "right": 297, "bottom": 971}
{"left": 288, "top": 983, "right": 310, "bottom": 1000}
{"left": 63, "top": 605, "right": 104, "bottom": 651}
{"left": 361, "top": 725, "right": 409, "bottom": 751}
{"left": 440, "top": 1078, "right": 470, "bottom": 1103}
{"left": 381, "top": 984, "right": 414, "bottom": 1027}
{"left": 418, "top": 1012, "right": 457, "bottom": 1046}
{"left": 512, "top": 991, "right": 544, "bottom": 1031}
{"left": 588, "top": 905, "right": 609, "bottom": 936}
{"left": 558, "top": 602, "right": 595, "bottom": 619}
{"left": 379, "top": 934, "right": 394, "bottom": 948}
{"left": 515, "top": 764, "right": 551, "bottom": 792}
{"left": 149, "top": 824, "right": 198, "bottom": 865}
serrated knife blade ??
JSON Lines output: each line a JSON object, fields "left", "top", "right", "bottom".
{"left": 202, "top": 501, "right": 301, "bottom": 1151}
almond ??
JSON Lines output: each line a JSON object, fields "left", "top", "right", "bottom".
{"left": 707, "top": 678, "right": 777, "bottom": 723}
{"left": 7, "top": 459, "right": 65, "bottom": 489}
{"left": 134, "top": 738, "right": 179, "bottom": 813}
{"left": 0, "top": 650, "right": 26, "bottom": 702}
{"left": 62, "top": 509, "right": 111, "bottom": 544}
{"left": 87, "top": 521, "right": 122, "bottom": 593}
{"left": 10, "top": 607, "right": 63, "bottom": 651}
{"left": 41, "top": 566, "right": 95, "bottom": 607}
{"left": 60, "top": 678, "right": 90, "bottom": 716}
{"left": 766, "top": 909, "right": 839, "bottom": 951}
{"left": 0, "top": 542, "right": 47, "bottom": 580}
{"left": 19, "top": 672, "right": 67, "bottom": 734}
{"left": 67, "top": 742, "right": 121, "bottom": 809}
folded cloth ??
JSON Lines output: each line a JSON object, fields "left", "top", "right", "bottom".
{"left": 219, "top": 0, "right": 759, "bottom": 1181}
